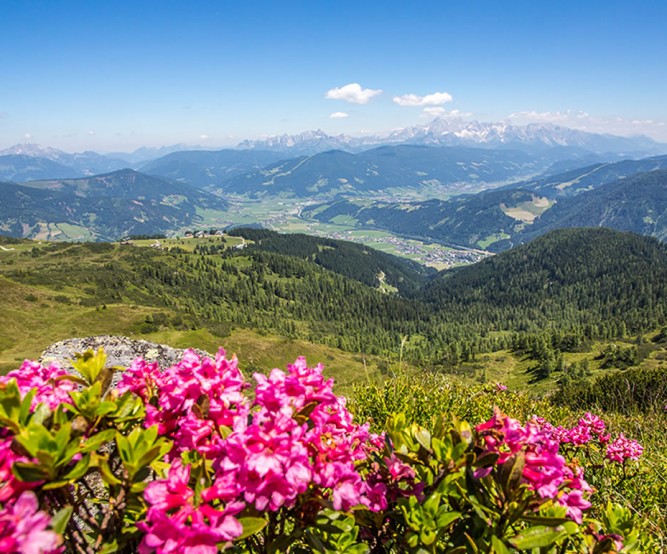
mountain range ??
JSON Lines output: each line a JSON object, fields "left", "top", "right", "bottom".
{"left": 1, "top": 119, "right": 667, "bottom": 244}
{"left": 305, "top": 165, "right": 667, "bottom": 251}
{"left": 219, "top": 145, "right": 547, "bottom": 197}
{"left": 238, "top": 118, "right": 666, "bottom": 157}
{"left": 2, "top": 118, "right": 665, "bottom": 184}
{"left": 0, "top": 169, "right": 227, "bottom": 240}
{"left": 0, "top": 144, "right": 128, "bottom": 177}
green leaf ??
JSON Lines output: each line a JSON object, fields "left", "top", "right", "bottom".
{"left": 96, "top": 401, "right": 118, "bottom": 417}
{"left": 237, "top": 517, "right": 268, "bottom": 540}
{"left": 413, "top": 425, "right": 432, "bottom": 451}
{"left": 80, "top": 429, "right": 117, "bottom": 453}
{"left": 42, "top": 479, "right": 72, "bottom": 491}
{"left": 63, "top": 454, "right": 91, "bottom": 480}
{"left": 71, "top": 348, "right": 107, "bottom": 384}
{"left": 99, "top": 540, "right": 119, "bottom": 554}
{"left": 490, "top": 536, "right": 511, "bottom": 554}
{"left": 98, "top": 457, "right": 122, "bottom": 485}
{"left": 499, "top": 453, "right": 525, "bottom": 497}
{"left": 304, "top": 531, "right": 328, "bottom": 552}
{"left": 509, "top": 525, "right": 568, "bottom": 549}
{"left": 50, "top": 505, "right": 73, "bottom": 535}
{"left": 435, "top": 511, "right": 460, "bottom": 529}
{"left": 12, "top": 461, "right": 51, "bottom": 482}
{"left": 521, "top": 514, "right": 571, "bottom": 526}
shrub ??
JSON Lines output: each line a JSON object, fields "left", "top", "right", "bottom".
{"left": 0, "top": 349, "right": 656, "bottom": 553}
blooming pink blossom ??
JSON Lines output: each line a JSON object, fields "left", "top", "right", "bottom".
{"left": 0, "top": 491, "right": 62, "bottom": 554}
{"left": 605, "top": 433, "right": 643, "bottom": 463}
{"left": 0, "top": 438, "right": 41, "bottom": 503}
{"left": 139, "top": 461, "right": 244, "bottom": 554}
{"left": 476, "top": 409, "right": 592, "bottom": 522}
{"left": 2, "top": 360, "right": 76, "bottom": 411}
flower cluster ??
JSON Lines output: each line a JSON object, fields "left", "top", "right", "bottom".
{"left": 117, "top": 350, "right": 248, "bottom": 459}
{"left": 0, "top": 438, "right": 40, "bottom": 503}
{"left": 476, "top": 409, "right": 592, "bottom": 522}
{"left": 552, "top": 412, "right": 644, "bottom": 466}
{"left": 0, "top": 492, "right": 62, "bottom": 554}
{"left": 138, "top": 461, "right": 244, "bottom": 554}
{"left": 120, "top": 351, "right": 387, "bottom": 552}
{"left": 555, "top": 412, "right": 610, "bottom": 446}
{"left": 5, "top": 359, "right": 76, "bottom": 410}
{"left": 605, "top": 433, "right": 643, "bottom": 463}
{"left": 0, "top": 349, "right": 650, "bottom": 553}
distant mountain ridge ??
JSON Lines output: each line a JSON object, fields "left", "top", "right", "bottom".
{"left": 306, "top": 168, "right": 667, "bottom": 251}
{"left": 140, "top": 149, "right": 287, "bottom": 188}
{"left": 512, "top": 155, "right": 667, "bottom": 198}
{"left": 238, "top": 118, "right": 666, "bottom": 156}
{"left": 519, "top": 169, "right": 667, "bottom": 243}
{"left": 221, "top": 145, "right": 547, "bottom": 197}
{"left": 0, "top": 168, "right": 227, "bottom": 240}
{"left": 0, "top": 144, "right": 129, "bottom": 176}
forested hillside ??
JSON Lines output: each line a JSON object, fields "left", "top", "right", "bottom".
{"left": 227, "top": 227, "right": 435, "bottom": 295}
{"left": 520, "top": 169, "right": 667, "bottom": 242}
{"left": 1, "top": 227, "right": 666, "bottom": 376}
{"left": 0, "top": 169, "right": 228, "bottom": 240}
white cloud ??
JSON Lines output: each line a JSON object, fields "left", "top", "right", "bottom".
{"left": 507, "top": 110, "right": 572, "bottom": 122}
{"left": 23, "top": 133, "right": 32, "bottom": 140}
{"left": 421, "top": 107, "right": 473, "bottom": 119}
{"left": 200, "top": 134, "right": 209, "bottom": 140}
{"left": 325, "top": 83, "right": 382, "bottom": 104}
{"left": 87, "top": 130, "right": 95, "bottom": 136}
{"left": 329, "top": 112, "right": 349, "bottom": 119}
{"left": 422, "top": 107, "right": 446, "bottom": 117}
{"left": 449, "top": 109, "right": 472, "bottom": 117}
{"left": 393, "top": 91, "right": 453, "bottom": 107}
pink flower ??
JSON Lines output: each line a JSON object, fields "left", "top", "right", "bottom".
{"left": 140, "top": 461, "right": 244, "bottom": 554}
{"left": 476, "top": 409, "right": 592, "bottom": 522}
{"left": 557, "top": 489, "right": 591, "bottom": 524}
{"left": 143, "top": 460, "right": 193, "bottom": 513}
{"left": 605, "top": 434, "right": 643, "bottom": 463}
{"left": 2, "top": 360, "right": 76, "bottom": 411}
{"left": 117, "top": 358, "right": 161, "bottom": 401}
{"left": 0, "top": 438, "right": 41, "bottom": 503}
{"left": 0, "top": 491, "right": 62, "bottom": 554}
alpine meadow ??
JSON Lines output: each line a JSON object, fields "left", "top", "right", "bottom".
{"left": 2, "top": 2, "right": 667, "bottom": 553}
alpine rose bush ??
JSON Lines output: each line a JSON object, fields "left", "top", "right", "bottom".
{"left": 0, "top": 347, "right": 652, "bottom": 552}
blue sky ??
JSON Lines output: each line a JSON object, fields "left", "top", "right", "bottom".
{"left": 1, "top": 0, "right": 666, "bottom": 151}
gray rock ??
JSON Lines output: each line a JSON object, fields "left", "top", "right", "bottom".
{"left": 40, "top": 335, "right": 211, "bottom": 387}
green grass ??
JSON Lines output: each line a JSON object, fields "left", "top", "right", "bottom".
{"left": 477, "top": 233, "right": 510, "bottom": 249}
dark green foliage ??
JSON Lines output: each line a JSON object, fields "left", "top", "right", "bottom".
{"left": 422, "top": 228, "right": 667, "bottom": 335}
{"left": 518, "top": 155, "right": 667, "bottom": 198}
{"left": 598, "top": 344, "right": 639, "bottom": 370}
{"left": 554, "top": 366, "right": 667, "bottom": 415}
{"left": 521, "top": 169, "right": 667, "bottom": 242}
{"left": 3, "top": 228, "right": 667, "bottom": 374}
{"left": 228, "top": 227, "right": 434, "bottom": 295}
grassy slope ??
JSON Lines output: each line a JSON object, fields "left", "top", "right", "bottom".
{"left": 0, "top": 237, "right": 378, "bottom": 390}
